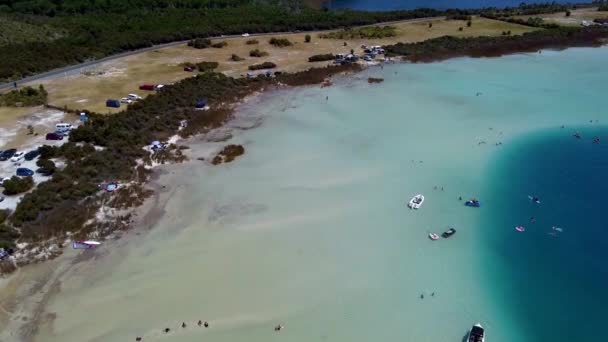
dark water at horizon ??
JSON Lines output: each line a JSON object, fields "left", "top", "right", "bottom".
{"left": 481, "top": 127, "right": 608, "bottom": 341}
{"left": 327, "top": 0, "right": 578, "bottom": 11}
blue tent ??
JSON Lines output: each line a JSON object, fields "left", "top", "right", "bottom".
{"left": 195, "top": 99, "right": 208, "bottom": 109}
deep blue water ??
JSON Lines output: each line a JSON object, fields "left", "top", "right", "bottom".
{"left": 481, "top": 127, "right": 608, "bottom": 341}
{"left": 327, "top": 0, "right": 577, "bottom": 11}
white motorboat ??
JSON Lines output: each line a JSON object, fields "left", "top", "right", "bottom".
{"left": 428, "top": 233, "right": 439, "bottom": 240}
{"left": 467, "top": 323, "right": 485, "bottom": 342}
{"left": 408, "top": 194, "right": 424, "bottom": 209}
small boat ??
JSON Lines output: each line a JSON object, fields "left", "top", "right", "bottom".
{"left": 467, "top": 323, "right": 485, "bottom": 342}
{"left": 442, "top": 228, "right": 456, "bottom": 238}
{"left": 528, "top": 195, "right": 540, "bottom": 204}
{"left": 465, "top": 199, "right": 480, "bottom": 207}
{"left": 515, "top": 226, "right": 525, "bottom": 232}
{"left": 72, "top": 240, "right": 101, "bottom": 249}
{"left": 428, "top": 233, "right": 439, "bottom": 240}
{"left": 408, "top": 194, "right": 424, "bottom": 209}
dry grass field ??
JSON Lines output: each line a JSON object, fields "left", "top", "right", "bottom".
{"left": 514, "top": 7, "right": 607, "bottom": 27}
{"left": 20, "top": 16, "right": 534, "bottom": 114}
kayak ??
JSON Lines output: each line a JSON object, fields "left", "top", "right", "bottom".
{"left": 515, "top": 226, "right": 525, "bottom": 232}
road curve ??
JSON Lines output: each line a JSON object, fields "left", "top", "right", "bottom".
{"left": 0, "top": 16, "right": 440, "bottom": 92}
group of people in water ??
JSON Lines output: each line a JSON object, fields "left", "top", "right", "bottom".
{"left": 134, "top": 320, "right": 285, "bottom": 340}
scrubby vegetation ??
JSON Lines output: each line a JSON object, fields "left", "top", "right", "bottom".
{"left": 211, "top": 41, "right": 228, "bottom": 48}
{"left": 384, "top": 26, "right": 608, "bottom": 62}
{"left": 0, "top": 85, "right": 47, "bottom": 107}
{"left": 246, "top": 39, "right": 259, "bottom": 45}
{"left": 249, "top": 49, "right": 269, "bottom": 57}
{"left": 308, "top": 53, "right": 335, "bottom": 62}
{"left": 3, "top": 176, "right": 34, "bottom": 196}
{"left": 212, "top": 145, "right": 245, "bottom": 165}
{"left": 320, "top": 26, "right": 396, "bottom": 39}
{"left": 599, "top": 3, "right": 608, "bottom": 11}
{"left": 231, "top": 54, "right": 245, "bottom": 61}
{"left": 269, "top": 37, "right": 293, "bottom": 47}
{"left": 196, "top": 61, "right": 220, "bottom": 71}
{"left": 248, "top": 62, "right": 277, "bottom": 70}
{"left": 305, "top": 34, "right": 311, "bottom": 42}
{"left": 368, "top": 77, "right": 384, "bottom": 84}
{"left": 188, "top": 38, "right": 212, "bottom": 49}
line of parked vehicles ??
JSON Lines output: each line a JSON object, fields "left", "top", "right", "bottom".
{"left": 335, "top": 45, "right": 386, "bottom": 64}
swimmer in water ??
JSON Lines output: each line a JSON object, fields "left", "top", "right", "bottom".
{"left": 275, "top": 324, "right": 284, "bottom": 331}
{"left": 420, "top": 294, "right": 424, "bottom": 299}
{"left": 136, "top": 337, "right": 142, "bottom": 341}
{"left": 182, "top": 322, "right": 187, "bottom": 328}
{"left": 164, "top": 328, "right": 170, "bottom": 334}
{"left": 204, "top": 321, "right": 209, "bottom": 328}
{"left": 198, "top": 320, "right": 202, "bottom": 327}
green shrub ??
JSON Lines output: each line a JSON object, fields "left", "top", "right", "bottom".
{"left": 36, "top": 159, "right": 56, "bottom": 175}
{"left": 248, "top": 62, "right": 277, "bottom": 70}
{"left": 188, "top": 38, "right": 212, "bottom": 49}
{"left": 308, "top": 53, "right": 335, "bottom": 62}
{"left": 305, "top": 34, "right": 311, "bottom": 43}
{"left": 249, "top": 49, "right": 269, "bottom": 57}
{"left": 211, "top": 41, "right": 227, "bottom": 48}
{"left": 269, "top": 37, "right": 292, "bottom": 47}
{"left": 0, "top": 85, "right": 47, "bottom": 107}
{"left": 230, "top": 54, "right": 245, "bottom": 61}
{"left": 196, "top": 61, "right": 219, "bottom": 71}
{"left": 245, "top": 39, "right": 259, "bottom": 45}
{"left": 320, "top": 26, "right": 396, "bottom": 39}
{"left": 3, "top": 176, "right": 34, "bottom": 195}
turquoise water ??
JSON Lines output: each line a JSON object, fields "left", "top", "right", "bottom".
{"left": 29, "top": 47, "right": 608, "bottom": 342}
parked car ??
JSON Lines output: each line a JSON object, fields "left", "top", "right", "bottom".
{"left": 184, "top": 66, "right": 195, "bottom": 72}
{"left": 10, "top": 151, "right": 24, "bottom": 163}
{"left": 127, "top": 93, "right": 142, "bottom": 100}
{"left": 36, "top": 167, "right": 54, "bottom": 176}
{"left": 120, "top": 97, "right": 133, "bottom": 104}
{"left": 24, "top": 149, "right": 40, "bottom": 161}
{"left": 0, "top": 149, "right": 17, "bottom": 161}
{"left": 242, "top": 33, "right": 250, "bottom": 37}
{"left": 16, "top": 168, "right": 34, "bottom": 177}
{"left": 46, "top": 132, "right": 64, "bottom": 140}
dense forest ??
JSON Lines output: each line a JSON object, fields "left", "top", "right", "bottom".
{"left": 0, "top": 0, "right": 591, "bottom": 82}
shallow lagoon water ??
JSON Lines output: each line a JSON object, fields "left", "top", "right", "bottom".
{"left": 33, "top": 47, "right": 608, "bottom": 342}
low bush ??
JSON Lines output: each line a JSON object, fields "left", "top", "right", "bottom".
{"left": 249, "top": 49, "right": 269, "bottom": 57}
{"left": 196, "top": 61, "right": 219, "bottom": 72}
{"left": 230, "top": 54, "right": 245, "bottom": 61}
{"left": 36, "top": 159, "right": 56, "bottom": 175}
{"left": 245, "top": 39, "right": 259, "bottom": 45}
{"left": 308, "top": 53, "right": 335, "bottom": 62}
{"left": 320, "top": 26, "right": 396, "bottom": 39}
{"left": 187, "top": 38, "right": 212, "bottom": 49}
{"left": 211, "top": 41, "right": 227, "bottom": 48}
{"left": 0, "top": 85, "right": 47, "bottom": 107}
{"left": 248, "top": 62, "right": 277, "bottom": 70}
{"left": 269, "top": 37, "right": 292, "bottom": 47}
{"left": 3, "top": 176, "right": 34, "bottom": 195}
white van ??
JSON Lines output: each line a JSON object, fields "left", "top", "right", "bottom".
{"left": 56, "top": 123, "right": 73, "bottom": 134}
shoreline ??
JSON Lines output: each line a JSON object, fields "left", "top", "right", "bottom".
{"left": 0, "top": 42, "right": 607, "bottom": 341}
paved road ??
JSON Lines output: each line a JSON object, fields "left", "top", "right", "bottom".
{"left": 0, "top": 16, "right": 440, "bottom": 92}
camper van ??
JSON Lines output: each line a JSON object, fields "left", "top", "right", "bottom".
{"left": 55, "top": 123, "right": 73, "bottom": 134}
